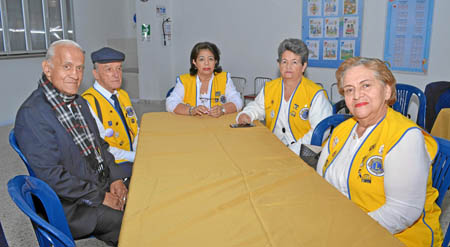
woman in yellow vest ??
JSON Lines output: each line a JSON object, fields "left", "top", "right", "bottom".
{"left": 316, "top": 57, "right": 442, "bottom": 246}
{"left": 237, "top": 38, "right": 332, "bottom": 155}
{"left": 166, "top": 42, "right": 243, "bottom": 117}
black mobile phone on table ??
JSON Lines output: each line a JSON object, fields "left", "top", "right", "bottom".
{"left": 229, "top": 123, "right": 255, "bottom": 128}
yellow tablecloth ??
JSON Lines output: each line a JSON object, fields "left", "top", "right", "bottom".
{"left": 432, "top": 108, "right": 450, "bottom": 140}
{"left": 119, "top": 112, "right": 401, "bottom": 247}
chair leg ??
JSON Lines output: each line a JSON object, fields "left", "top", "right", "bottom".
{"left": 0, "top": 222, "right": 8, "bottom": 247}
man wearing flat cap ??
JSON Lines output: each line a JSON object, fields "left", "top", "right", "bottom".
{"left": 82, "top": 47, "right": 139, "bottom": 178}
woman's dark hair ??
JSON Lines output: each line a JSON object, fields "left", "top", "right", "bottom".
{"left": 189, "top": 42, "right": 222, "bottom": 75}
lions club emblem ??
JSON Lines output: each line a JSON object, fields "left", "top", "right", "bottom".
{"left": 366, "top": 156, "right": 384, "bottom": 176}
{"left": 299, "top": 107, "right": 309, "bottom": 120}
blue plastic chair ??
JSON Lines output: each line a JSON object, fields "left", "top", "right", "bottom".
{"left": 7, "top": 175, "right": 75, "bottom": 247}
{"left": 9, "top": 129, "right": 35, "bottom": 177}
{"left": 435, "top": 89, "right": 450, "bottom": 116}
{"left": 393, "top": 84, "right": 426, "bottom": 128}
{"left": 311, "top": 114, "right": 352, "bottom": 146}
{"left": 431, "top": 137, "right": 450, "bottom": 247}
{"left": 166, "top": 87, "right": 174, "bottom": 98}
{"left": 0, "top": 221, "right": 8, "bottom": 247}
{"left": 332, "top": 99, "right": 350, "bottom": 114}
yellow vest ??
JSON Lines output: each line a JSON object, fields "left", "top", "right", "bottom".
{"left": 179, "top": 72, "right": 228, "bottom": 108}
{"left": 264, "top": 77, "right": 327, "bottom": 141}
{"left": 82, "top": 87, "right": 138, "bottom": 164}
{"left": 322, "top": 108, "right": 442, "bottom": 246}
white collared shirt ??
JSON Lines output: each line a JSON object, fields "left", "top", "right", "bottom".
{"left": 236, "top": 83, "right": 332, "bottom": 155}
{"left": 166, "top": 73, "right": 243, "bottom": 112}
{"left": 86, "top": 81, "right": 139, "bottom": 162}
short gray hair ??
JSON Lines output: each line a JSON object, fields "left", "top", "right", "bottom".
{"left": 277, "top": 38, "right": 308, "bottom": 65}
{"left": 45, "top": 39, "right": 85, "bottom": 61}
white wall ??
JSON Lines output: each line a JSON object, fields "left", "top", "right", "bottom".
{"left": 0, "top": 0, "right": 135, "bottom": 125}
{"left": 0, "top": 57, "right": 43, "bottom": 125}
{"left": 136, "top": 0, "right": 450, "bottom": 103}
{"left": 135, "top": 0, "right": 174, "bottom": 100}
{"left": 73, "top": 0, "right": 137, "bottom": 93}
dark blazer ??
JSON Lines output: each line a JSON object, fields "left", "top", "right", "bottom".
{"left": 14, "top": 85, "right": 126, "bottom": 238}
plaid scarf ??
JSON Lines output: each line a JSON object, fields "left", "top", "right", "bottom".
{"left": 39, "top": 74, "right": 109, "bottom": 184}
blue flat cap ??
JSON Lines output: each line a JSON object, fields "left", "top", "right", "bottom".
{"left": 91, "top": 47, "right": 125, "bottom": 64}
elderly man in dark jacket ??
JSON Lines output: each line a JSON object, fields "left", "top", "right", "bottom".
{"left": 14, "top": 39, "right": 128, "bottom": 246}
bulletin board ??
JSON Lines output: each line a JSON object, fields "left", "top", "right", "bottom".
{"left": 301, "top": 0, "right": 364, "bottom": 68}
{"left": 383, "top": 0, "right": 434, "bottom": 73}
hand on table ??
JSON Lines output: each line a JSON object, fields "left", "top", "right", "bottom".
{"left": 191, "top": 105, "right": 209, "bottom": 116}
{"left": 237, "top": 113, "right": 252, "bottom": 124}
{"left": 209, "top": 105, "right": 224, "bottom": 118}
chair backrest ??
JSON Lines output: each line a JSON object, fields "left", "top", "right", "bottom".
{"left": 0, "top": 221, "right": 8, "bottom": 247}
{"left": 393, "top": 83, "right": 426, "bottom": 128}
{"left": 424, "top": 81, "right": 450, "bottom": 132}
{"left": 431, "top": 137, "right": 450, "bottom": 247}
{"left": 166, "top": 87, "right": 174, "bottom": 98}
{"left": 435, "top": 89, "right": 450, "bottom": 115}
{"left": 9, "top": 129, "right": 35, "bottom": 177}
{"left": 230, "top": 76, "right": 247, "bottom": 98}
{"left": 329, "top": 82, "right": 344, "bottom": 103}
{"left": 311, "top": 114, "right": 352, "bottom": 146}
{"left": 254, "top": 77, "right": 271, "bottom": 94}
{"left": 7, "top": 175, "right": 75, "bottom": 247}
{"left": 332, "top": 99, "right": 350, "bottom": 114}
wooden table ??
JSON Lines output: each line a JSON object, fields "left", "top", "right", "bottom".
{"left": 119, "top": 112, "right": 402, "bottom": 247}
{"left": 432, "top": 108, "right": 450, "bottom": 140}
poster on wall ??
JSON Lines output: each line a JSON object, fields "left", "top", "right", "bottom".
{"left": 302, "top": 0, "right": 364, "bottom": 68}
{"left": 383, "top": 0, "right": 434, "bottom": 73}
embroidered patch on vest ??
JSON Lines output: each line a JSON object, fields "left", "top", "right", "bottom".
{"left": 270, "top": 110, "right": 275, "bottom": 118}
{"left": 299, "top": 107, "right": 309, "bottom": 120}
{"left": 126, "top": 106, "right": 135, "bottom": 117}
{"left": 294, "top": 104, "right": 299, "bottom": 110}
{"left": 290, "top": 111, "right": 296, "bottom": 117}
{"left": 361, "top": 174, "right": 372, "bottom": 183}
{"left": 215, "top": 91, "right": 221, "bottom": 96}
{"left": 333, "top": 137, "right": 339, "bottom": 148}
{"left": 366, "top": 156, "right": 384, "bottom": 176}
{"left": 220, "top": 95, "right": 227, "bottom": 104}
{"left": 108, "top": 121, "right": 113, "bottom": 126}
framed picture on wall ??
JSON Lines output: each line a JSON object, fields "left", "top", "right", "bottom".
{"left": 301, "top": 0, "right": 364, "bottom": 68}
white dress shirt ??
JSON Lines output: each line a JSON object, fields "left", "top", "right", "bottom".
{"left": 166, "top": 73, "right": 243, "bottom": 112}
{"left": 236, "top": 83, "right": 332, "bottom": 155}
{"left": 87, "top": 81, "right": 139, "bottom": 162}
{"left": 316, "top": 126, "right": 430, "bottom": 234}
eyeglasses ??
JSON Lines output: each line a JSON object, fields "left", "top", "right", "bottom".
{"left": 279, "top": 59, "right": 302, "bottom": 67}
